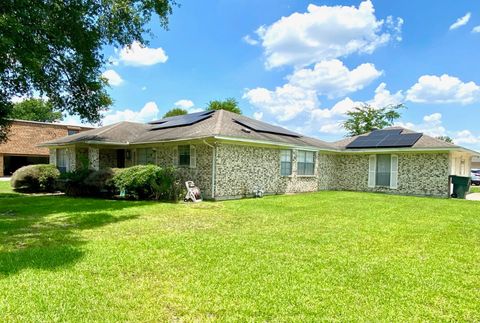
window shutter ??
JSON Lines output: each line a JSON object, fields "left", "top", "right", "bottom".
{"left": 190, "top": 145, "right": 196, "bottom": 168}
{"left": 368, "top": 155, "right": 377, "bottom": 188}
{"left": 390, "top": 154, "right": 399, "bottom": 189}
{"left": 173, "top": 146, "right": 178, "bottom": 166}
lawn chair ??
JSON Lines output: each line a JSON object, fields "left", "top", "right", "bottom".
{"left": 184, "top": 181, "right": 202, "bottom": 202}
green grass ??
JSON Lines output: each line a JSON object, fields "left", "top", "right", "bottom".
{"left": 470, "top": 186, "right": 480, "bottom": 193}
{"left": 1, "top": 181, "right": 480, "bottom": 321}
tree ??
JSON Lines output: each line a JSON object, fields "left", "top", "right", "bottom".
{"left": 0, "top": 0, "right": 176, "bottom": 142}
{"left": 10, "top": 99, "right": 63, "bottom": 122}
{"left": 436, "top": 136, "right": 454, "bottom": 143}
{"left": 342, "top": 104, "right": 405, "bottom": 137}
{"left": 206, "top": 98, "right": 242, "bottom": 114}
{"left": 163, "top": 108, "right": 187, "bottom": 118}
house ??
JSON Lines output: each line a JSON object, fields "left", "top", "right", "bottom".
{"left": 40, "top": 110, "right": 476, "bottom": 199}
{"left": 472, "top": 156, "right": 480, "bottom": 169}
{"left": 0, "top": 120, "right": 92, "bottom": 176}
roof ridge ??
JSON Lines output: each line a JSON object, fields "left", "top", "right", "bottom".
{"left": 213, "top": 109, "right": 224, "bottom": 135}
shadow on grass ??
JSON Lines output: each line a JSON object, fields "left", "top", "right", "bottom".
{"left": 0, "top": 193, "right": 148, "bottom": 277}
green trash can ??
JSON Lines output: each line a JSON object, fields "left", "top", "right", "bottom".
{"left": 450, "top": 175, "right": 471, "bottom": 199}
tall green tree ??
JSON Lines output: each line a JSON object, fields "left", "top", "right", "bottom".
{"left": 342, "top": 104, "right": 405, "bottom": 137}
{"left": 11, "top": 98, "right": 63, "bottom": 122}
{"left": 0, "top": 0, "right": 176, "bottom": 142}
{"left": 163, "top": 108, "right": 187, "bottom": 118}
{"left": 206, "top": 98, "right": 242, "bottom": 114}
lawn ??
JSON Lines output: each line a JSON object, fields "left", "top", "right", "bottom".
{"left": 470, "top": 186, "right": 480, "bottom": 193}
{"left": 1, "top": 181, "right": 480, "bottom": 321}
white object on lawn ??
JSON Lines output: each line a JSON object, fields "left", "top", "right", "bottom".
{"left": 184, "top": 181, "right": 202, "bottom": 202}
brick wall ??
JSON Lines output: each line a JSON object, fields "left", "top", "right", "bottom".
{"left": 0, "top": 120, "right": 91, "bottom": 156}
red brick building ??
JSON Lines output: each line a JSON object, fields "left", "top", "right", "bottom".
{"left": 0, "top": 120, "right": 93, "bottom": 176}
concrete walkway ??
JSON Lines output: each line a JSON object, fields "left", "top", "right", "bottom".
{"left": 0, "top": 177, "right": 10, "bottom": 182}
{"left": 466, "top": 193, "right": 480, "bottom": 201}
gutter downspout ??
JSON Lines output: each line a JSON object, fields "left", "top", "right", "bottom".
{"left": 203, "top": 140, "right": 216, "bottom": 200}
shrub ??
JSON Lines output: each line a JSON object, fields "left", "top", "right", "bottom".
{"left": 112, "top": 165, "right": 180, "bottom": 200}
{"left": 61, "top": 167, "right": 121, "bottom": 197}
{"left": 11, "top": 164, "right": 60, "bottom": 192}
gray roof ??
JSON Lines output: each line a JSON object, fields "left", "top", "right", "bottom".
{"left": 40, "top": 113, "right": 474, "bottom": 153}
{"left": 41, "top": 110, "right": 335, "bottom": 149}
{"left": 333, "top": 126, "right": 461, "bottom": 150}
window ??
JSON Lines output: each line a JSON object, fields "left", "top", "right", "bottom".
{"left": 178, "top": 145, "right": 190, "bottom": 166}
{"left": 137, "top": 148, "right": 155, "bottom": 165}
{"left": 67, "top": 129, "right": 79, "bottom": 136}
{"left": 376, "top": 154, "right": 391, "bottom": 186}
{"left": 280, "top": 150, "right": 292, "bottom": 176}
{"left": 297, "top": 150, "right": 315, "bottom": 176}
{"left": 56, "top": 148, "right": 68, "bottom": 173}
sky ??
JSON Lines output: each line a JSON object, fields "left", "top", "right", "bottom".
{"left": 65, "top": 0, "right": 480, "bottom": 151}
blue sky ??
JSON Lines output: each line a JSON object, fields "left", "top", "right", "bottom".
{"left": 73, "top": 0, "right": 480, "bottom": 150}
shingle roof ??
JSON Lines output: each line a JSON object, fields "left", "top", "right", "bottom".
{"left": 332, "top": 126, "right": 461, "bottom": 150}
{"left": 41, "top": 110, "right": 335, "bottom": 149}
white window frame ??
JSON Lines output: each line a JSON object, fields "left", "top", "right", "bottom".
{"left": 176, "top": 145, "right": 196, "bottom": 168}
{"left": 56, "top": 148, "right": 68, "bottom": 173}
{"left": 368, "top": 154, "right": 398, "bottom": 189}
{"left": 297, "top": 150, "right": 315, "bottom": 176}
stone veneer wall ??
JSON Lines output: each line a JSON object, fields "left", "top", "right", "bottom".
{"left": 327, "top": 152, "right": 450, "bottom": 197}
{"left": 99, "top": 149, "right": 118, "bottom": 169}
{"left": 214, "top": 143, "right": 319, "bottom": 199}
{"left": 156, "top": 143, "right": 214, "bottom": 199}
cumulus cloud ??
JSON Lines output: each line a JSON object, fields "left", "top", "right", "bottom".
{"left": 174, "top": 99, "right": 203, "bottom": 113}
{"left": 449, "top": 12, "right": 471, "bottom": 30}
{"left": 242, "top": 35, "right": 259, "bottom": 45}
{"left": 102, "top": 101, "right": 159, "bottom": 125}
{"left": 287, "top": 59, "right": 382, "bottom": 98}
{"left": 244, "top": 84, "right": 319, "bottom": 121}
{"left": 406, "top": 74, "right": 480, "bottom": 105}
{"left": 253, "top": 111, "right": 263, "bottom": 120}
{"left": 244, "top": 59, "right": 381, "bottom": 121}
{"left": 255, "top": 0, "right": 402, "bottom": 68}
{"left": 395, "top": 113, "right": 446, "bottom": 138}
{"left": 472, "top": 25, "right": 480, "bottom": 33}
{"left": 118, "top": 41, "right": 168, "bottom": 66}
{"left": 368, "top": 82, "right": 404, "bottom": 107}
{"left": 101, "top": 69, "right": 123, "bottom": 86}
{"left": 454, "top": 130, "right": 480, "bottom": 145}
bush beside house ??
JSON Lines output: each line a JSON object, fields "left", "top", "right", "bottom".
{"left": 11, "top": 164, "right": 60, "bottom": 192}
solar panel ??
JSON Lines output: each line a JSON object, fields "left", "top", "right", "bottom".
{"left": 233, "top": 118, "right": 300, "bottom": 137}
{"left": 149, "top": 111, "right": 214, "bottom": 130}
{"left": 346, "top": 129, "right": 422, "bottom": 149}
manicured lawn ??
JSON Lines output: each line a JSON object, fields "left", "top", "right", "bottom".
{"left": 1, "top": 181, "right": 480, "bottom": 321}
{"left": 470, "top": 186, "right": 480, "bottom": 193}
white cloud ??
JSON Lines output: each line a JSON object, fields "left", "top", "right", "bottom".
{"left": 141, "top": 86, "right": 147, "bottom": 91}
{"left": 174, "top": 99, "right": 202, "bottom": 113}
{"left": 244, "top": 84, "right": 319, "bottom": 121}
{"left": 287, "top": 59, "right": 382, "bottom": 98}
{"left": 319, "top": 122, "right": 345, "bottom": 134}
{"left": 368, "top": 82, "right": 404, "bottom": 107}
{"left": 101, "top": 69, "right": 123, "bottom": 86}
{"left": 406, "top": 74, "right": 480, "bottom": 105}
{"left": 253, "top": 111, "right": 263, "bottom": 120}
{"left": 118, "top": 41, "right": 168, "bottom": 66}
{"left": 174, "top": 99, "right": 194, "bottom": 109}
{"left": 102, "top": 101, "right": 159, "bottom": 125}
{"left": 256, "top": 0, "right": 402, "bottom": 68}
{"left": 242, "top": 35, "right": 259, "bottom": 45}
{"left": 472, "top": 26, "right": 480, "bottom": 33}
{"left": 454, "top": 130, "right": 480, "bottom": 145}
{"left": 449, "top": 12, "right": 471, "bottom": 30}
{"left": 396, "top": 113, "right": 446, "bottom": 137}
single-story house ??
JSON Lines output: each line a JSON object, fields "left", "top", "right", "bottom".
{"left": 0, "top": 119, "right": 92, "bottom": 176}
{"left": 40, "top": 110, "right": 477, "bottom": 199}
{"left": 472, "top": 156, "right": 480, "bottom": 170}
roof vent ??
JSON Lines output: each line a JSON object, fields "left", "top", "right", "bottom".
{"left": 241, "top": 128, "right": 251, "bottom": 133}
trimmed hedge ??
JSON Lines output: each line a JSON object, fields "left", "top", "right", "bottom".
{"left": 61, "top": 168, "right": 120, "bottom": 197}
{"left": 11, "top": 164, "right": 60, "bottom": 192}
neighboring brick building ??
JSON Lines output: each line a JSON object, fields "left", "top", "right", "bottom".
{"left": 0, "top": 120, "right": 93, "bottom": 176}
